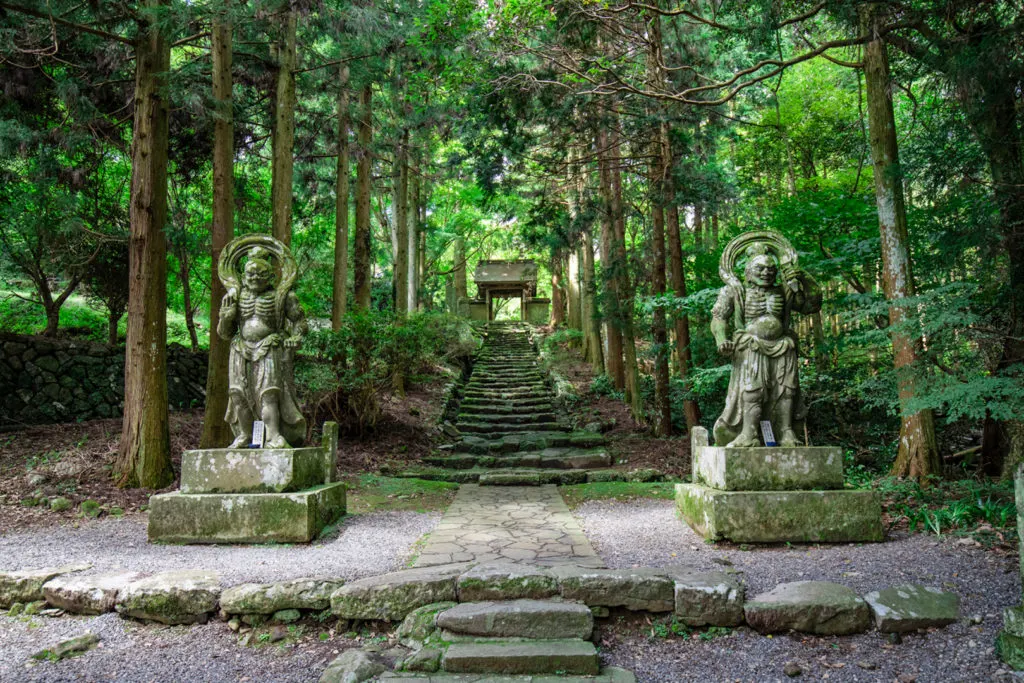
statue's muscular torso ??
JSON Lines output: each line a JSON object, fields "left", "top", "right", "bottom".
{"left": 743, "top": 285, "right": 785, "bottom": 341}
{"left": 239, "top": 289, "right": 279, "bottom": 342}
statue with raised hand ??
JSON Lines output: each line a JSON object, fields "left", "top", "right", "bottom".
{"left": 711, "top": 231, "right": 821, "bottom": 448}
{"left": 217, "top": 235, "right": 307, "bottom": 449}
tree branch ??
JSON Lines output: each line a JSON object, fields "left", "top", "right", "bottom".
{"left": 0, "top": 2, "right": 133, "bottom": 45}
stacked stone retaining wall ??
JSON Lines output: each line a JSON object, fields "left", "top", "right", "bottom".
{"left": 0, "top": 332, "right": 207, "bottom": 429}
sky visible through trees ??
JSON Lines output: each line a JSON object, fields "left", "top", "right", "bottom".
{"left": 1, "top": 0, "right": 1022, "bottom": 487}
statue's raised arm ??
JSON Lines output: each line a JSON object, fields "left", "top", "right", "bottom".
{"left": 712, "top": 231, "right": 814, "bottom": 449}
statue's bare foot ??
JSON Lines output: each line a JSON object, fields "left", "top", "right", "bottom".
{"left": 726, "top": 432, "right": 759, "bottom": 448}
{"left": 779, "top": 430, "right": 799, "bottom": 447}
{"left": 265, "top": 435, "right": 289, "bottom": 449}
{"left": 228, "top": 434, "right": 249, "bottom": 448}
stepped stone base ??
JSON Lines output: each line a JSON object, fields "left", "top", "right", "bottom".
{"left": 693, "top": 445, "right": 843, "bottom": 491}
{"left": 180, "top": 447, "right": 328, "bottom": 494}
{"left": 148, "top": 483, "right": 346, "bottom": 544}
{"left": 676, "top": 483, "right": 883, "bottom": 543}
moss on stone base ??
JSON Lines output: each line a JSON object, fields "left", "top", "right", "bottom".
{"left": 147, "top": 483, "right": 346, "bottom": 544}
{"left": 676, "top": 483, "right": 883, "bottom": 543}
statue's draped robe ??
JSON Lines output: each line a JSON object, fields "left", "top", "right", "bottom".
{"left": 711, "top": 279, "right": 818, "bottom": 446}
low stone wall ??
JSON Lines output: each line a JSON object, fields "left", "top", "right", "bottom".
{"left": 0, "top": 333, "right": 207, "bottom": 428}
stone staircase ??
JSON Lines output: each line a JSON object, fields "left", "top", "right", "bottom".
{"left": 399, "top": 322, "right": 612, "bottom": 485}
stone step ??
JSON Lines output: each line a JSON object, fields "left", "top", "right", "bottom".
{"left": 393, "top": 468, "right": 589, "bottom": 485}
{"left": 436, "top": 600, "right": 593, "bottom": 640}
{"left": 459, "top": 421, "right": 564, "bottom": 434}
{"left": 424, "top": 448, "right": 611, "bottom": 471}
{"left": 463, "top": 389, "right": 549, "bottom": 400}
{"left": 457, "top": 411, "right": 558, "bottom": 424}
{"left": 376, "top": 668, "right": 636, "bottom": 683}
{"left": 456, "top": 402, "right": 555, "bottom": 415}
{"left": 441, "top": 639, "right": 600, "bottom": 676}
{"left": 460, "top": 431, "right": 604, "bottom": 454}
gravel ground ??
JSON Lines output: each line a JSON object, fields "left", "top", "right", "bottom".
{"left": 576, "top": 498, "right": 1023, "bottom": 683}
{"left": 0, "top": 510, "right": 440, "bottom": 584}
{"left": 0, "top": 510, "right": 439, "bottom": 682}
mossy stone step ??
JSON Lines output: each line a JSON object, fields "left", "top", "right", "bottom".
{"left": 436, "top": 600, "right": 593, "bottom": 640}
{"left": 376, "top": 668, "right": 636, "bottom": 682}
{"left": 456, "top": 402, "right": 555, "bottom": 415}
{"left": 459, "top": 431, "right": 604, "bottom": 454}
{"left": 459, "top": 421, "right": 564, "bottom": 434}
{"left": 441, "top": 639, "right": 599, "bottom": 675}
{"left": 424, "top": 447, "right": 610, "bottom": 470}
{"left": 463, "top": 389, "right": 549, "bottom": 399}
{"left": 393, "top": 468, "right": 589, "bottom": 485}
{"left": 458, "top": 411, "right": 558, "bottom": 424}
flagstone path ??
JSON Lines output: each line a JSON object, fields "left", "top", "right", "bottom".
{"left": 413, "top": 484, "right": 604, "bottom": 568}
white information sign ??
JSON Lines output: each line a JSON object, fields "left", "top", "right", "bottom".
{"left": 760, "top": 420, "right": 776, "bottom": 447}
{"left": 251, "top": 421, "right": 266, "bottom": 448}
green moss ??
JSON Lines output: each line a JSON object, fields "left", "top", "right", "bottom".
{"left": 79, "top": 499, "right": 101, "bottom": 518}
{"left": 560, "top": 481, "right": 675, "bottom": 509}
{"left": 346, "top": 475, "right": 458, "bottom": 514}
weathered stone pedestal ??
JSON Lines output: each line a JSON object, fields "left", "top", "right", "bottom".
{"left": 676, "top": 428, "right": 882, "bottom": 543}
{"left": 148, "top": 423, "right": 346, "bottom": 544}
{"left": 997, "top": 464, "right": 1024, "bottom": 668}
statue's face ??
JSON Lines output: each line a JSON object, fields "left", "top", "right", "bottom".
{"left": 243, "top": 263, "right": 274, "bottom": 292}
{"left": 746, "top": 255, "right": 778, "bottom": 287}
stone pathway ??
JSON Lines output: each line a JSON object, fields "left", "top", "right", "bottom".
{"left": 413, "top": 484, "right": 604, "bottom": 568}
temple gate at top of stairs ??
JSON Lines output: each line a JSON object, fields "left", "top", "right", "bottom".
{"left": 460, "top": 259, "right": 550, "bottom": 323}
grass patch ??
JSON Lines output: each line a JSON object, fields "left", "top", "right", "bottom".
{"left": 345, "top": 474, "right": 458, "bottom": 514}
{"left": 559, "top": 481, "right": 675, "bottom": 509}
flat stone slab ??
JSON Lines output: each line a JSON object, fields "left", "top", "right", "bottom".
{"left": 147, "top": 482, "right": 346, "bottom": 544}
{"left": 413, "top": 485, "right": 602, "bottom": 568}
{"left": 377, "top": 667, "right": 636, "bottom": 682}
{"left": 441, "top": 640, "right": 600, "bottom": 675}
{"left": 180, "top": 447, "right": 327, "bottom": 494}
{"left": 744, "top": 581, "right": 871, "bottom": 635}
{"left": 116, "top": 570, "right": 221, "bottom": 625}
{"left": 551, "top": 566, "right": 674, "bottom": 612}
{"left": 436, "top": 599, "right": 593, "bottom": 639}
{"left": 693, "top": 446, "right": 843, "bottom": 491}
{"left": 43, "top": 570, "right": 141, "bottom": 614}
{"left": 331, "top": 564, "right": 473, "bottom": 621}
{"left": 0, "top": 563, "right": 91, "bottom": 608}
{"left": 863, "top": 584, "right": 960, "bottom": 632}
{"left": 457, "top": 562, "right": 558, "bottom": 601}
{"left": 220, "top": 577, "right": 344, "bottom": 614}
{"left": 676, "top": 483, "right": 883, "bottom": 543}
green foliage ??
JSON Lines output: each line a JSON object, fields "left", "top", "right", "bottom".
{"left": 346, "top": 474, "right": 459, "bottom": 514}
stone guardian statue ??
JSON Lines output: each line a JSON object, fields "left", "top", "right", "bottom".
{"left": 711, "top": 231, "right": 821, "bottom": 448}
{"left": 217, "top": 235, "right": 307, "bottom": 448}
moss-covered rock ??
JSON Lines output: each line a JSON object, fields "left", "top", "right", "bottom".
{"left": 457, "top": 562, "right": 558, "bottom": 602}
{"left": 330, "top": 564, "right": 471, "bottom": 621}
{"left": 863, "top": 584, "right": 959, "bottom": 632}
{"left": 220, "top": 578, "right": 344, "bottom": 615}
{"left": 0, "top": 563, "right": 91, "bottom": 608}
{"left": 116, "top": 571, "right": 221, "bottom": 625}
{"left": 396, "top": 601, "right": 456, "bottom": 648}
{"left": 551, "top": 566, "right": 674, "bottom": 612}
{"left": 744, "top": 581, "right": 871, "bottom": 635}
{"left": 43, "top": 570, "right": 141, "bottom": 615}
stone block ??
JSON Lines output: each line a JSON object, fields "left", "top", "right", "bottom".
{"left": 457, "top": 562, "right": 558, "bottom": 601}
{"left": 43, "top": 571, "right": 141, "bottom": 615}
{"left": 672, "top": 570, "right": 745, "bottom": 627}
{"left": 692, "top": 446, "right": 843, "bottom": 491}
{"left": 552, "top": 566, "right": 674, "bottom": 612}
{"left": 436, "top": 599, "right": 593, "bottom": 639}
{"left": 676, "top": 483, "right": 883, "bottom": 543}
{"left": 180, "top": 447, "right": 326, "bottom": 494}
{"left": 319, "top": 649, "right": 386, "bottom": 683}
{"left": 0, "top": 563, "right": 91, "bottom": 608}
{"left": 220, "top": 578, "right": 344, "bottom": 614}
{"left": 397, "top": 601, "right": 456, "bottom": 648}
{"left": 442, "top": 640, "right": 599, "bottom": 675}
{"left": 863, "top": 584, "right": 959, "bottom": 632}
{"left": 116, "top": 570, "right": 221, "bottom": 625}
{"left": 147, "top": 483, "right": 346, "bottom": 544}
{"left": 744, "top": 581, "right": 871, "bottom": 635}
{"left": 331, "top": 564, "right": 473, "bottom": 621}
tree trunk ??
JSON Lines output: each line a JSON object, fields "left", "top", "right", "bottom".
{"left": 597, "top": 126, "right": 625, "bottom": 389}
{"left": 863, "top": 9, "right": 941, "bottom": 480}
{"left": 353, "top": 84, "right": 373, "bottom": 310}
{"left": 393, "top": 128, "right": 409, "bottom": 316}
{"left": 666, "top": 204, "right": 701, "bottom": 429}
{"left": 108, "top": 311, "right": 120, "bottom": 346}
{"left": 43, "top": 302, "right": 59, "bottom": 337}
{"left": 332, "top": 65, "right": 350, "bottom": 330}
{"left": 201, "top": 6, "right": 234, "bottom": 448}
{"left": 408, "top": 148, "right": 420, "bottom": 313}
{"left": 115, "top": 0, "right": 174, "bottom": 489}
{"left": 550, "top": 252, "right": 565, "bottom": 326}
{"left": 566, "top": 250, "right": 581, "bottom": 332}
{"left": 270, "top": 9, "right": 296, "bottom": 245}
{"left": 177, "top": 248, "right": 199, "bottom": 352}
{"left": 581, "top": 229, "right": 604, "bottom": 372}
{"left": 454, "top": 236, "right": 468, "bottom": 301}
